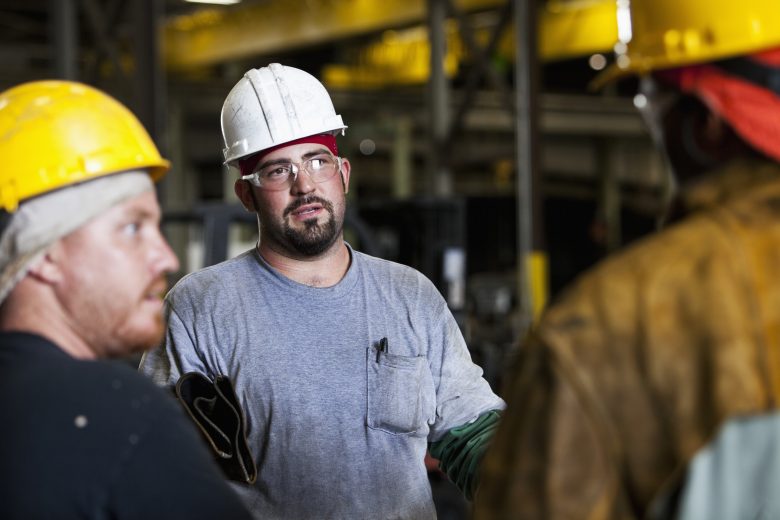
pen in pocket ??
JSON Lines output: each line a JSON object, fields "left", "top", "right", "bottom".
{"left": 376, "top": 337, "right": 388, "bottom": 362}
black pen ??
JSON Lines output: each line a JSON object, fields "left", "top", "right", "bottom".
{"left": 376, "top": 337, "right": 388, "bottom": 362}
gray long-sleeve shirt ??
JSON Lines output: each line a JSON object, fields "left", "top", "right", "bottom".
{"left": 140, "top": 245, "right": 504, "bottom": 519}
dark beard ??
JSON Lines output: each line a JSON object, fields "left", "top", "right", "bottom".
{"left": 283, "top": 197, "right": 340, "bottom": 256}
{"left": 284, "top": 215, "right": 339, "bottom": 255}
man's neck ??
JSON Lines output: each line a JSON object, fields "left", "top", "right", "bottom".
{"left": 0, "top": 286, "right": 97, "bottom": 360}
{"left": 257, "top": 239, "right": 351, "bottom": 287}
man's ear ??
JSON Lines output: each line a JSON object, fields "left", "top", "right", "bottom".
{"left": 27, "top": 246, "right": 64, "bottom": 285}
{"left": 339, "top": 158, "right": 351, "bottom": 194}
{"left": 234, "top": 180, "right": 257, "bottom": 212}
{"left": 704, "top": 111, "right": 729, "bottom": 146}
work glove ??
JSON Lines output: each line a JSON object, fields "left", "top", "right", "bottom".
{"left": 175, "top": 372, "right": 257, "bottom": 484}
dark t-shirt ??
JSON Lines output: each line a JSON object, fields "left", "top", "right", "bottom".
{"left": 0, "top": 332, "right": 252, "bottom": 519}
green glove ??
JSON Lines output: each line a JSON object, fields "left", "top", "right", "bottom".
{"left": 429, "top": 409, "right": 502, "bottom": 500}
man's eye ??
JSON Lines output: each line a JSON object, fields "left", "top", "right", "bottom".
{"left": 122, "top": 222, "right": 141, "bottom": 236}
{"left": 309, "top": 159, "right": 326, "bottom": 170}
{"left": 262, "top": 166, "right": 291, "bottom": 179}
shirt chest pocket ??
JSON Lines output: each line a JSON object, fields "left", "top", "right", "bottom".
{"left": 366, "top": 347, "right": 436, "bottom": 436}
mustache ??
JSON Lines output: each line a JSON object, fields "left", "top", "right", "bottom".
{"left": 146, "top": 277, "right": 169, "bottom": 298}
{"left": 284, "top": 196, "right": 333, "bottom": 217}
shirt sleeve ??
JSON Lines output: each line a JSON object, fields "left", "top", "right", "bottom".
{"left": 424, "top": 283, "right": 505, "bottom": 442}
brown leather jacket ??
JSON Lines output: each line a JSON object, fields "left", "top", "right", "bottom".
{"left": 474, "top": 159, "right": 780, "bottom": 519}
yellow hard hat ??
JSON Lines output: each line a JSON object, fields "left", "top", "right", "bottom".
{"left": 597, "top": 0, "right": 780, "bottom": 83}
{"left": 0, "top": 80, "right": 170, "bottom": 212}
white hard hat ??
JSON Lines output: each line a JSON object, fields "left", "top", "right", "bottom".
{"left": 221, "top": 63, "right": 347, "bottom": 165}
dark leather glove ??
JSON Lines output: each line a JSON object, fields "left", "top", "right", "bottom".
{"left": 175, "top": 372, "right": 257, "bottom": 484}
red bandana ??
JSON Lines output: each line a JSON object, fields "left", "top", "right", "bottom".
{"left": 656, "top": 47, "right": 780, "bottom": 162}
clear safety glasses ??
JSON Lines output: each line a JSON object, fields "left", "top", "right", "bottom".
{"left": 241, "top": 154, "right": 342, "bottom": 191}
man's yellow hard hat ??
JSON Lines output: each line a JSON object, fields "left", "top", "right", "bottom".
{"left": 0, "top": 80, "right": 170, "bottom": 212}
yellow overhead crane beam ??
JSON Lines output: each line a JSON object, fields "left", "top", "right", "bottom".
{"left": 165, "top": 0, "right": 505, "bottom": 70}
{"left": 539, "top": 0, "right": 618, "bottom": 61}
{"left": 323, "top": 0, "right": 619, "bottom": 88}
{"left": 165, "top": 0, "right": 618, "bottom": 72}
{"left": 322, "top": 23, "right": 463, "bottom": 88}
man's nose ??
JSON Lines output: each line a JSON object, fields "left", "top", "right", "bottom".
{"left": 152, "top": 229, "right": 180, "bottom": 275}
{"left": 290, "top": 167, "right": 315, "bottom": 194}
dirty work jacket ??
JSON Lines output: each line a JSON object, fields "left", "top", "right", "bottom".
{"left": 474, "top": 158, "right": 780, "bottom": 519}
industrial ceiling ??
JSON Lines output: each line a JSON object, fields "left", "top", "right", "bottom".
{"left": 0, "top": 0, "right": 658, "bottom": 209}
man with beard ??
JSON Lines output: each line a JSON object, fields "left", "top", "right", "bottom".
{"left": 140, "top": 63, "right": 505, "bottom": 519}
{"left": 0, "top": 80, "right": 252, "bottom": 519}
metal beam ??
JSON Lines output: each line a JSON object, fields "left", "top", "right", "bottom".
{"left": 427, "top": 0, "right": 452, "bottom": 196}
{"left": 164, "top": 0, "right": 505, "bottom": 70}
{"left": 132, "top": 0, "right": 165, "bottom": 142}
{"left": 514, "top": 0, "right": 544, "bottom": 335}
{"left": 165, "top": 0, "right": 617, "bottom": 71}
{"left": 538, "top": 0, "right": 618, "bottom": 62}
{"left": 132, "top": 0, "right": 167, "bottom": 204}
{"left": 50, "top": 0, "right": 78, "bottom": 80}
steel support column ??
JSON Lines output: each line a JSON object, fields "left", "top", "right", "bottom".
{"left": 50, "top": 0, "right": 78, "bottom": 79}
{"left": 131, "top": 0, "right": 164, "bottom": 143}
{"left": 131, "top": 0, "right": 167, "bottom": 203}
{"left": 427, "top": 0, "right": 452, "bottom": 196}
{"left": 599, "top": 141, "right": 622, "bottom": 252}
{"left": 392, "top": 116, "right": 413, "bottom": 199}
{"left": 514, "top": 0, "right": 545, "bottom": 336}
